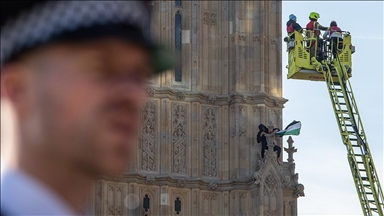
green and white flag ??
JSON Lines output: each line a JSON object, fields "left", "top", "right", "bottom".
{"left": 276, "top": 120, "right": 301, "bottom": 137}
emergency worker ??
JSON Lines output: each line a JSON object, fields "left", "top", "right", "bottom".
{"left": 286, "top": 14, "right": 303, "bottom": 39}
{"left": 306, "top": 12, "right": 329, "bottom": 61}
{"left": 323, "top": 21, "right": 343, "bottom": 58}
{"left": 0, "top": 1, "right": 174, "bottom": 215}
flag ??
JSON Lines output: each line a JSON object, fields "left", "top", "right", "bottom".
{"left": 276, "top": 120, "right": 301, "bottom": 137}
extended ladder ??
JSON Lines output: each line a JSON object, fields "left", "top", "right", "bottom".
{"left": 323, "top": 56, "right": 384, "bottom": 216}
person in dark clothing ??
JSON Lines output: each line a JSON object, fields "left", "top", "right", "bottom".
{"left": 286, "top": 14, "right": 303, "bottom": 39}
{"left": 323, "top": 21, "right": 343, "bottom": 59}
{"left": 257, "top": 124, "right": 281, "bottom": 164}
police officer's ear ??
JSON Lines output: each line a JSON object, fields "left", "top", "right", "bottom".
{"left": 1, "top": 63, "right": 31, "bottom": 117}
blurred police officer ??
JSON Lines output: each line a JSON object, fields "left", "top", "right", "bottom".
{"left": 0, "top": 1, "right": 174, "bottom": 215}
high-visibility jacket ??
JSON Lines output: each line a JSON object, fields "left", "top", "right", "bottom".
{"left": 306, "top": 20, "right": 319, "bottom": 37}
{"left": 306, "top": 20, "right": 329, "bottom": 37}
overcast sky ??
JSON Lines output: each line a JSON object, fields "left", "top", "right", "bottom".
{"left": 281, "top": 1, "right": 383, "bottom": 215}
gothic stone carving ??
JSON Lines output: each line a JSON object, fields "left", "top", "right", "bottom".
{"left": 293, "top": 173, "right": 299, "bottom": 184}
{"left": 203, "top": 11, "right": 217, "bottom": 26}
{"left": 284, "top": 136, "right": 297, "bottom": 163}
{"left": 264, "top": 210, "right": 278, "bottom": 216}
{"left": 253, "top": 35, "right": 261, "bottom": 42}
{"left": 227, "top": 94, "right": 235, "bottom": 105}
{"left": 202, "top": 193, "right": 220, "bottom": 215}
{"left": 208, "top": 95, "right": 217, "bottom": 104}
{"left": 177, "top": 178, "right": 186, "bottom": 187}
{"left": 253, "top": 171, "right": 261, "bottom": 185}
{"left": 253, "top": 106, "right": 262, "bottom": 113}
{"left": 146, "top": 87, "right": 155, "bottom": 97}
{"left": 176, "top": 91, "right": 185, "bottom": 100}
{"left": 172, "top": 104, "right": 188, "bottom": 174}
{"left": 239, "top": 127, "right": 247, "bottom": 137}
{"left": 107, "top": 185, "right": 125, "bottom": 216}
{"left": 242, "top": 95, "right": 247, "bottom": 102}
{"left": 108, "top": 185, "right": 124, "bottom": 192}
{"left": 210, "top": 12, "right": 217, "bottom": 26}
{"left": 203, "top": 11, "right": 209, "bottom": 25}
{"left": 145, "top": 175, "right": 155, "bottom": 184}
{"left": 230, "top": 127, "right": 236, "bottom": 137}
{"left": 141, "top": 101, "right": 156, "bottom": 171}
{"left": 203, "top": 193, "right": 218, "bottom": 200}
{"left": 282, "top": 175, "right": 291, "bottom": 188}
{"left": 294, "top": 184, "right": 305, "bottom": 198}
{"left": 265, "top": 174, "right": 277, "bottom": 189}
{"left": 209, "top": 181, "right": 218, "bottom": 190}
{"left": 112, "top": 175, "right": 123, "bottom": 182}
{"left": 108, "top": 206, "right": 123, "bottom": 216}
{"left": 202, "top": 107, "right": 218, "bottom": 177}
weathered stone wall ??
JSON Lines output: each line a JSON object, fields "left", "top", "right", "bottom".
{"left": 86, "top": 1, "right": 305, "bottom": 215}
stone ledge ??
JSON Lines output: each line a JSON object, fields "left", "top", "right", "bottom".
{"left": 145, "top": 87, "right": 288, "bottom": 107}
{"left": 98, "top": 167, "right": 298, "bottom": 192}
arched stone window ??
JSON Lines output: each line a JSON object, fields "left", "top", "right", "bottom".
{"left": 143, "top": 194, "right": 150, "bottom": 214}
{"left": 174, "top": 197, "right": 181, "bottom": 214}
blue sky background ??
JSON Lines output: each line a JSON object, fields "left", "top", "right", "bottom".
{"left": 282, "top": 1, "right": 383, "bottom": 215}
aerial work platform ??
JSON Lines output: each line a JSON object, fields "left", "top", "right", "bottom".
{"left": 285, "top": 30, "right": 354, "bottom": 82}
{"left": 285, "top": 29, "right": 383, "bottom": 215}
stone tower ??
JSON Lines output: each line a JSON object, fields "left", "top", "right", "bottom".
{"left": 86, "top": 1, "right": 304, "bottom": 215}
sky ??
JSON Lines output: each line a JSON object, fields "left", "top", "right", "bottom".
{"left": 281, "top": 1, "right": 383, "bottom": 215}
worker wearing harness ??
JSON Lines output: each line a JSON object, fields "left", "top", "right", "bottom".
{"left": 323, "top": 21, "right": 343, "bottom": 59}
{"left": 286, "top": 14, "right": 303, "bottom": 39}
{"left": 306, "top": 12, "right": 329, "bottom": 61}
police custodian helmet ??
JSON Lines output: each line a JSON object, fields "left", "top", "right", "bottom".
{"left": 0, "top": 1, "right": 175, "bottom": 72}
